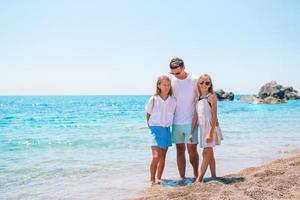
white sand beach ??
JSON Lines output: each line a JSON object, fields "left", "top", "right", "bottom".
{"left": 133, "top": 150, "right": 300, "bottom": 200}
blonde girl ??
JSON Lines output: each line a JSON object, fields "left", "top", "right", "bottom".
{"left": 189, "top": 74, "right": 223, "bottom": 182}
{"left": 145, "top": 75, "right": 176, "bottom": 184}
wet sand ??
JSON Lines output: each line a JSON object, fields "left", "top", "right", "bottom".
{"left": 133, "top": 150, "right": 300, "bottom": 200}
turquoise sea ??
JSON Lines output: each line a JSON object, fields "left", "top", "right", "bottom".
{"left": 1, "top": 96, "right": 300, "bottom": 199}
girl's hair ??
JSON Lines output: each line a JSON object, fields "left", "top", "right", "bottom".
{"left": 155, "top": 75, "right": 173, "bottom": 96}
{"left": 197, "top": 74, "right": 214, "bottom": 96}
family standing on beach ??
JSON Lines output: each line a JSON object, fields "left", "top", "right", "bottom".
{"left": 145, "top": 58, "right": 223, "bottom": 184}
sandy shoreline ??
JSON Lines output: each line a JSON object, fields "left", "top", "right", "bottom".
{"left": 132, "top": 150, "right": 300, "bottom": 200}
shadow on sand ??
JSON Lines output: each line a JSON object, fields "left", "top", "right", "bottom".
{"left": 160, "top": 176, "right": 245, "bottom": 187}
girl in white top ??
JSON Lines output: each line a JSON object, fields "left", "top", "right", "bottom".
{"left": 145, "top": 75, "right": 176, "bottom": 184}
{"left": 189, "top": 74, "right": 223, "bottom": 182}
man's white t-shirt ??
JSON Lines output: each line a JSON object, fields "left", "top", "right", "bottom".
{"left": 171, "top": 73, "right": 198, "bottom": 125}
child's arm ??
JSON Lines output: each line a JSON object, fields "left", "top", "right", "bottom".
{"left": 146, "top": 113, "right": 151, "bottom": 127}
{"left": 189, "top": 110, "right": 198, "bottom": 142}
{"left": 207, "top": 94, "right": 218, "bottom": 141}
{"left": 145, "top": 96, "right": 154, "bottom": 128}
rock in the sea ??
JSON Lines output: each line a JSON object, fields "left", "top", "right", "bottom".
{"left": 252, "top": 98, "right": 265, "bottom": 104}
{"left": 258, "top": 81, "right": 300, "bottom": 100}
{"left": 285, "top": 91, "right": 300, "bottom": 100}
{"left": 215, "top": 89, "right": 234, "bottom": 101}
{"left": 239, "top": 95, "right": 286, "bottom": 104}
{"left": 263, "top": 96, "right": 287, "bottom": 104}
{"left": 258, "top": 81, "right": 285, "bottom": 99}
{"left": 240, "top": 81, "right": 299, "bottom": 104}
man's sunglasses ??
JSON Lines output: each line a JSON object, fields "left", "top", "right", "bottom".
{"left": 199, "top": 81, "right": 211, "bottom": 86}
{"left": 170, "top": 72, "right": 181, "bottom": 75}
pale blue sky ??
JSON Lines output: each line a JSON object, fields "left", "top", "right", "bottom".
{"left": 0, "top": 0, "right": 299, "bottom": 95}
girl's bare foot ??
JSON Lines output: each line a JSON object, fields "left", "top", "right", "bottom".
{"left": 193, "top": 178, "right": 202, "bottom": 185}
{"left": 156, "top": 179, "right": 163, "bottom": 184}
{"left": 150, "top": 179, "right": 156, "bottom": 186}
{"left": 196, "top": 176, "right": 203, "bottom": 182}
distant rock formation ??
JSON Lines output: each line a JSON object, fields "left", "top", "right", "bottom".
{"left": 258, "top": 81, "right": 300, "bottom": 100}
{"left": 239, "top": 81, "right": 299, "bottom": 104}
{"left": 215, "top": 89, "right": 234, "bottom": 101}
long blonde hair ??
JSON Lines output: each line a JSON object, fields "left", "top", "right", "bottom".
{"left": 155, "top": 75, "right": 173, "bottom": 96}
{"left": 197, "top": 74, "right": 214, "bottom": 97}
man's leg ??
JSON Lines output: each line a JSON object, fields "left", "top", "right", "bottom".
{"left": 187, "top": 144, "right": 199, "bottom": 178}
{"left": 176, "top": 143, "right": 186, "bottom": 179}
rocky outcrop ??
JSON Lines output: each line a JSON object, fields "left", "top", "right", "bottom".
{"left": 215, "top": 89, "right": 234, "bottom": 101}
{"left": 240, "top": 95, "right": 287, "bottom": 104}
{"left": 263, "top": 96, "right": 287, "bottom": 104}
{"left": 239, "top": 81, "right": 299, "bottom": 104}
{"left": 286, "top": 91, "right": 300, "bottom": 99}
{"left": 258, "top": 81, "right": 299, "bottom": 100}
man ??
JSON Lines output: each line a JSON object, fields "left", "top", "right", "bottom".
{"left": 169, "top": 57, "right": 199, "bottom": 179}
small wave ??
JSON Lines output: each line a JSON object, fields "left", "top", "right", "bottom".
{"left": 2, "top": 116, "right": 15, "bottom": 120}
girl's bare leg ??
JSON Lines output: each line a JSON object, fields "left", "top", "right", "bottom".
{"left": 157, "top": 147, "right": 168, "bottom": 181}
{"left": 196, "top": 147, "right": 213, "bottom": 182}
{"left": 150, "top": 146, "right": 161, "bottom": 183}
{"left": 209, "top": 148, "right": 216, "bottom": 178}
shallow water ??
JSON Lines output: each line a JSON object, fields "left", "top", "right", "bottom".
{"left": 0, "top": 96, "right": 299, "bottom": 199}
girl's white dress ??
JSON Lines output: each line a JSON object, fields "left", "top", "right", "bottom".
{"left": 196, "top": 93, "right": 223, "bottom": 148}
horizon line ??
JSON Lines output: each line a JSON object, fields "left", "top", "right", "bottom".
{"left": 0, "top": 93, "right": 255, "bottom": 97}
